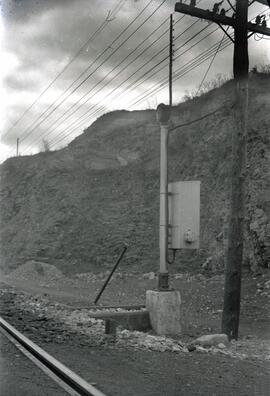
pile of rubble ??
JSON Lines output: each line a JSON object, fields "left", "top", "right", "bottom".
{"left": 5, "top": 288, "right": 267, "bottom": 362}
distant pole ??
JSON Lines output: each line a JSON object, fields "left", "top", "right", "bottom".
{"left": 169, "top": 14, "right": 174, "bottom": 106}
{"left": 222, "top": 0, "right": 249, "bottom": 340}
{"left": 16, "top": 138, "right": 19, "bottom": 156}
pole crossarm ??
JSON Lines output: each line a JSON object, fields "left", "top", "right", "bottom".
{"left": 174, "top": 3, "right": 270, "bottom": 36}
{"left": 255, "top": 0, "right": 270, "bottom": 7}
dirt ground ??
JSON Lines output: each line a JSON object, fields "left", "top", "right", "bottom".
{"left": 1, "top": 269, "right": 270, "bottom": 395}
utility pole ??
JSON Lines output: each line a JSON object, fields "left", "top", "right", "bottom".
{"left": 223, "top": 0, "right": 249, "bottom": 341}
{"left": 174, "top": 1, "right": 270, "bottom": 339}
{"left": 169, "top": 14, "right": 174, "bottom": 106}
{"left": 16, "top": 138, "right": 19, "bottom": 157}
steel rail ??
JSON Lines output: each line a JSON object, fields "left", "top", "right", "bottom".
{"left": 0, "top": 316, "right": 107, "bottom": 396}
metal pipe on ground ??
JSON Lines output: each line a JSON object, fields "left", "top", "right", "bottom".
{"left": 94, "top": 245, "right": 128, "bottom": 305}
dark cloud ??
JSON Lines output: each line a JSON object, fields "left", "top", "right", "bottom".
{"left": 1, "top": 0, "right": 268, "bottom": 159}
{"left": 1, "top": 0, "right": 75, "bottom": 22}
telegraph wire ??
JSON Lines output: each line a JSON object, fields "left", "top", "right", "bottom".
{"left": 21, "top": 9, "right": 200, "bottom": 152}
{"left": 126, "top": 37, "right": 232, "bottom": 109}
{"left": 18, "top": 0, "right": 206, "bottom": 154}
{"left": 2, "top": 0, "right": 125, "bottom": 139}
{"left": 124, "top": 7, "right": 269, "bottom": 108}
{"left": 49, "top": 26, "right": 218, "bottom": 147}
{"left": 27, "top": 15, "right": 172, "bottom": 148}
{"left": 55, "top": 24, "right": 224, "bottom": 141}
{"left": 131, "top": 40, "right": 232, "bottom": 108}
{"left": 45, "top": 20, "right": 206, "bottom": 145}
{"left": 50, "top": 33, "right": 233, "bottom": 148}
{"left": 50, "top": 29, "right": 230, "bottom": 147}
{"left": 16, "top": 0, "right": 157, "bottom": 146}
{"left": 196, "top": 28, "right": 229, "bottom": 95}
{"left": 169, "top": 105, "right": 230, "bottom": 132}
{"left": 41, "top": 6, "right": 229, "bottom": 146}
{"left": 20, "top": 0, "right": 167, "bottom": 153}
{"left": 20, "top": 4, "right": 267, "bottom": 152}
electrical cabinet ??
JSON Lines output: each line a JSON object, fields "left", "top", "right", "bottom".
{"left": 168, "top": 181, "right": 200, "bottom": 250}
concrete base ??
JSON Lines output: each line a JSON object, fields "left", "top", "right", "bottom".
{"left": 146, "top": 290, "right": 181, "bottom": 335}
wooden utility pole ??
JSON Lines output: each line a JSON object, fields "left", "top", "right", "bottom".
{"left": 169, "top": 14, "right": 174, "bottom": 106}
{"left": 222, "top": 0, "right": 249, "bottom": 340}
{"left": 174, "top": 0, "right": 270, "bottom": 339}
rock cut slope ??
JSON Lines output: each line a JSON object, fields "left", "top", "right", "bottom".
{"left": 0, "top": 75, "right": 269, "bottom": 274}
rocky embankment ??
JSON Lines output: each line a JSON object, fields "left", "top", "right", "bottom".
{"left": 0, "top": 74, "right": 269, "bottom": 274}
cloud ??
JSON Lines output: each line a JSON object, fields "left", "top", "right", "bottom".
{"left": 4, "top": 71, "right": 43, "bottom": 91}
{"left": 0, "top": 0, "right": 269, "bottom": 161}
{"left": 1, "top": 0, "right": 75, "bottom": 22}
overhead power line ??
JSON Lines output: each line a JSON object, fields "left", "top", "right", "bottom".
{"left": 49, "top": 25, "right": 225, "bottom": 146}
{"left": 18, "top": 0, "right": 206, "bottom": 154}
{"left": 2, "top": 0, "right": 125, "bottom": 139}
{"left": 40, "top": 19, "right": 204, "bottom": 146}
{"left": 196, "top": 28, "right": 229, "bottom": 95}
{"left": 20, "top": 1, "right": 181, "bottom": 154}
{"left": 20, "top": 4, "right": 268, "bottom": 153}
{"left": 21, "top": 3, "right": 223, "bottom": 149}
{"left": 16, "top": 0, "right": 158, "bottom": 147}
{"left": 24, "top": 13, "right": 172, "bottom": 151}
{"left": 50, "top": 31, "right": 233, "bottom": 148}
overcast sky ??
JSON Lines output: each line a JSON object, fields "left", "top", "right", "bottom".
{"left": 0, "top": 0, "right": 269, "bottom": 161}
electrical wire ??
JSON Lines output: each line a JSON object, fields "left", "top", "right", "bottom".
{"left": 169, "top": 106, "right": 230, "bottom": 132}
{"left": 45, "top": 22, "right": 208, "bottom": 146}
{"left": 127, "top": 38, "right": 232, "bottom": 109}
{"left": 2, "top": 0, "right": 125, "bottom": 139}
{"left": 25, "top": 14, "right": 173, "bottom": 150}
{"left": 15, "top": 0, "right": 157, "bottom": 146}
{"left": 51, "top": 32, "right": 232, "bottom": 148}
{"left": 49, "top": 26, "right": 220, "bottom": 148}
{"left": 31, "top": 4, "right": 231, "bottom": 148}
{"left": 124, "top": 7, "right": 269, "bottom": 109}
{"left": 19, "top": 0, "right": 167, "bottom": 153}
{"left": 21, "top": 15, "right": 202, "bottom": 152}
{"left": 196, "top": 28, "right": 229, "bottom": 95}
{"left": 18, "top": 0, "right": 206, "bottom": 154}
{"left": 18, "top": 4, "right": 268, "bottom": 153}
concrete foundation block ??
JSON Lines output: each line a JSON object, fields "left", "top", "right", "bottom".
{"left": 146, "top": 290, "right": 181, "bottom": 335}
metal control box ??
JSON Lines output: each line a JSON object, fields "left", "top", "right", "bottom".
{"left": 168, "top": 181, "right": 200, "bottom": 250}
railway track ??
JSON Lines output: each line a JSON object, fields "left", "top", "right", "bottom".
{"left": 0, "top": 316, "right": 107, "bottom": 396}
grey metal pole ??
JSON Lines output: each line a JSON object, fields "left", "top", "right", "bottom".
{"left": 156, "top": 104, "right": 171, "bottom": 291}
{"left": 159, "top": 123, "right": 169, "bottom": 286}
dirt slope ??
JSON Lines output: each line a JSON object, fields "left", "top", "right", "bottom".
{"left": 0, "top": 74, "right": 269, "bottom": 274}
